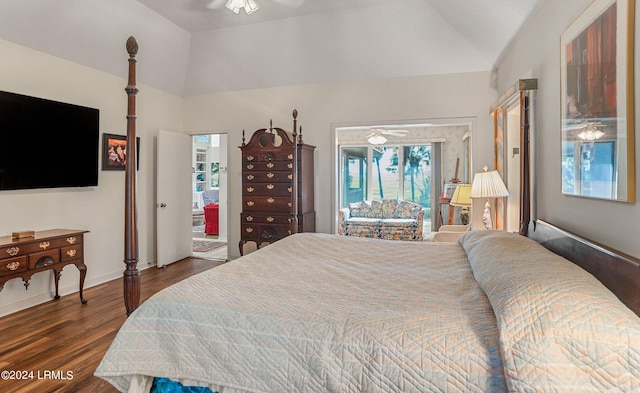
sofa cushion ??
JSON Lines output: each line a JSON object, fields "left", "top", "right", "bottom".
{"left": 381, "top": 199, "right": 399, "bottom": 217}
{"left": 348, "top": 201, "right": 368, "bottom": 217}
{"left": 379, "top": 218, "right": 417, "bottom": 227}
{"left": 395, "top": 200, "right": 423, "bottom": 219}
{"left": 346, "top": 217, "right": 380, "bottom": 225}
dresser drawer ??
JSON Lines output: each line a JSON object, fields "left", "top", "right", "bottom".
{"left": 243, "top": 161, "right": 294, "bottom": 172}
{"left": 242, "top": 213, "right": 292, "bottom": 225}
{"left": 243, "top": 151, "right": 293, "bottom": 163}
{"left": 0, "top": 256, "right": 27, "bottom": 275}
{"left": 243, "top": 171, "right": 293, "bottom": 183}
{"left": 28, "top": 249, "right": 61, "bottom": 269}
{"left": 242, "top": 223, "right": 291, "bottom": 241}
{"left": 243, "top": 182, "right": 293, "bottom": 197}
{"left": 242, "top": 196, "right": 292, "bottom": 212}
{"left": 61, "top": 244, "right": 83, "bottom": 262}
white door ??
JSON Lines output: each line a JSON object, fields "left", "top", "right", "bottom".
{"left": 157, "top": 129, "right": 193, "bottom": 267}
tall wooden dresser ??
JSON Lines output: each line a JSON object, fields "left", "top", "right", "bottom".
{"left": 239, "top": 111, "right": 315, "bottom": 255}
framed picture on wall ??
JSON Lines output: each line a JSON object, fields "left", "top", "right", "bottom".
{"left": 560, "top": 0, "right": 635, "bottom": 202}
{"left": 102, "top": 133, "right": 140, "bottom": 171}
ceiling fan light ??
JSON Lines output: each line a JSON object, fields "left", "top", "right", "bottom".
{"left": 225, "top": 0, "right": 241, "bottom": 13}
{"left": 245, "top": 0, "right": 259, "bottom": 14}
{"left": 367, "top": 134, "right": 387, "bottom": 145}
{"left": 577, "top": 130, "right": 605, "bottom": 141}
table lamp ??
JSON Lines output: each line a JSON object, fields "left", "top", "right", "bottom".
{"left": 470, "top": 166, "right": 509, "bottom": 229}
{"left": 450, "top": 184, "right": 471, "bottom": 225}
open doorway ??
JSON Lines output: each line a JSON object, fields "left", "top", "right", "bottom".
{"left": 191, "top": 133, "right": 228, "bottom": 261}
{"left": 335, "top": 121, "right": 472, "bottom": 237}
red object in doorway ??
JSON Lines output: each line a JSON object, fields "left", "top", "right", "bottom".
{"left": 204, "top": 204, "right": 219, "bottom": 235}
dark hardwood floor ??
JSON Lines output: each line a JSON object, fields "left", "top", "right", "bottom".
{"left": 0, "top": 257, "right": 225, "bottom": 393}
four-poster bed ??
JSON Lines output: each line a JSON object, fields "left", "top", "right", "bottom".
{"left": 98, "top": 38, "right": 640, "bottom": 392}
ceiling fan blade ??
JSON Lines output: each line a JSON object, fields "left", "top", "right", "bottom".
{"left": 206, "top": 0, "right": 226, "bottom": 10}
{"left": 272, "top": 0, "right": 306, "bottom": 8}
{"left": 383, "top": 130, "right": 408, "bottom": 136}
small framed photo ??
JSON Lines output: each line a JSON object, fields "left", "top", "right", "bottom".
{"left": 443, "top": 183, "right": 457, "bottom": 199}
{"left": 102, "top": 133, "right": 140, "bottom": 171}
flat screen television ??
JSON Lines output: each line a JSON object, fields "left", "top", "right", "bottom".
{"left": 0, "top": 90, "right": 99, "bottom": 191}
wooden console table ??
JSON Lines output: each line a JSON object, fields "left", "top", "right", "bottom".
{"left": 0, "top": 229, "right": 88, "bottom": 304}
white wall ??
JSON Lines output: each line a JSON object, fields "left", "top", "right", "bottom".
{"left": 0, "top": 39, "right": 183, "bottom": 316}
{"left": 496, "top": 0, "right": 640, "bottom": 257}
{"left": 183, "top": 71, "right": 498, "bottom": 258}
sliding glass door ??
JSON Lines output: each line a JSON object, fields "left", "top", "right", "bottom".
{"left": 340, "top": 144, "right": 432, "bottom": 220}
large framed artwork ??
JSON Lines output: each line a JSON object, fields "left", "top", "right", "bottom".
{"left": 560, "top": 0, "right": 635, "bottom": 202}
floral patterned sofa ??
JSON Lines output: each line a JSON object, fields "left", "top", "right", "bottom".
{"left": 338, "top": 199, "right": 424, "bottom": 241}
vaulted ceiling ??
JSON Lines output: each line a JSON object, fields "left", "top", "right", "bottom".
{"left": 0, "top": 0, "right": 542, "bottom": 95}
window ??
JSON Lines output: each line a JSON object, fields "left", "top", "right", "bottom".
{"left": 340, "top": 144, "right": 432, "bottom": 219}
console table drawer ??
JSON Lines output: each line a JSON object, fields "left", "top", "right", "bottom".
{"left": 28, "top": 249, "right": 60, "bottom": 269}
{"left": 61, "top": 245, "right": 82, "bottom": 262}
{"left": 1, "top": 256, "right": 27, "bottom": 274}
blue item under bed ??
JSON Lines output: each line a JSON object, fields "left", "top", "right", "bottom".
{"left": 151, "top": 377, "right": 217, "bottom": 393}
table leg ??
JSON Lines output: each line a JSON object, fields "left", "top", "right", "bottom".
{"left": 53, "top": 269, "right": 62, "bottom": 299}
{"left": 76, "top": 262, "right": 88, "bottom": 304}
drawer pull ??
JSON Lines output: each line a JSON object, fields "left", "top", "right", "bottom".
{"left": 266, "top": 173, "right": 275, "bottom": 178}
{"left": 6, "top": 247, "right": 19, "bottom": 256}
{"left": 246, "top": 175, "right": 255, "bottom": 181}
{"left": 287, "top": 163, "right": 293, "bottom": 169}
{"left": 246, "top": 228, "right": 254, "bottom": 233}
{"left": 246, "top": 200, "right": 255, "bottom": 206}
{"left": 246, "top": 187, "right": 254, "bottom": 193}
{"left": 66, "top": 249, "right": 77, "bottom": 258}
{"left": 267, "top": 184, "right": 275, "bottom": 190}
{"left": 246, "top": 164, "right": 254, "bottom": 170}
{"left": 66, "top": 237, "right": 77, "bottom": 244}
{"left": 246, "top": 216, "right": 254, "bottom": 222}
{"left": 267, "top": 163, "right": 275, "bottom": 168}
{"left": 6, "top": 261, "right": 20, "bottom": 271}
{"left": 35, "top": 256, "right": 55, "bottom": 268}
{"left": 39, "top": 241, "right": 51, "bottom": 250}
{"left": 288, "top": 230, "right": 292, "bottom": 235}
{"left": 288, "top": 187, "right": 292, "bottom": 193}
{"left": 267, "top": 217, "right": 275, "bottom": 222}
{"left": 287, "top": 154, "right": 293, "bottom": 159}
{"left": 288, "top": 218, "right": 292, "bottom": 223}
{"left": 246, "top": 155, "right": 255, "bottom": 161}
{"left": 267, "top": 198, "right": 275, "bottom": 203}
{"left": 288, "top": 174, "right": 293, "bottom": 180}
{"left": 288, "top": 202, "right": 292, "bottom": 207}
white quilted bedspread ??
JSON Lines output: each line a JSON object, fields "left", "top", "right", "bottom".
{"left": 95, "top": 233, "right": 506, "bottom": 393}
{"left": 460, "top": 230, "right": 640, "bottom": 392}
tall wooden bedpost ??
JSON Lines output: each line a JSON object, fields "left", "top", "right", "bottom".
{"left": 291, "top": 109, "right": 299, "bottom": 235}
{"left": 124, "top": 36, "right": 140, "bottom": 315}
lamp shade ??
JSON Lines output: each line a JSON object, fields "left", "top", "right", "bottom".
{"left": 450, "top": 184, "right": 472, "bottom": 207}
{"left": 470, "top": 166, "right": 509, "bottom": 199}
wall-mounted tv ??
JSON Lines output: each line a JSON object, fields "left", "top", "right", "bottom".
{"left": 0, "top": 90, "right": 99, "bottom": 191}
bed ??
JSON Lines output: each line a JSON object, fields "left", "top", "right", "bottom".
{"left": 100, "top": 37, "right": 640, "bottom": 393}
{"left": 95, "top": 222, "right": 640, "bottom": 392}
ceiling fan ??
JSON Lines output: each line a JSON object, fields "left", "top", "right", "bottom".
{"left": 366, "top": 128, "right": 408, "bottom": 145}
{"left": 206, "top": 0, "right": 306, "bottom": 14}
